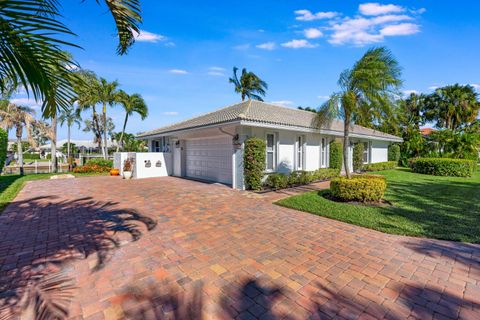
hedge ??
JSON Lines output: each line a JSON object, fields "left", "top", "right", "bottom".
{"left": 23, "top": 152, "right": 41, "bottom": 160}
{"left": 330, "top": 175, "right": 387, "bottom": 202}
{"left": 0, "top": 129, "right": 7, "bottom": 171}
{"left": 363, "top": 161, "right": 397, "bottom": 172}
{"left": 329, "top": 141, "right": 343, "bottom": 171}
{"left": 353, "top": 143, "right": 364, "bottom": 172}
{"left": 244, "top": 137, "right": 266, "bottom": 190}
{"left": 411, "top": 158, "right": 476, "bottom": 177}
{"left": 86, "top": 158, "right": 113, "bottom": 167}
{"left": 388, "top": 144, "right": 401, "bottom": 163}
{"left": 263, "top": 168, "right": 339, "bottom": 190}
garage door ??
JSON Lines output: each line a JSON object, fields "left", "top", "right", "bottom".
{"left": 185, "top": 137, "right": 233, "bottom": 184}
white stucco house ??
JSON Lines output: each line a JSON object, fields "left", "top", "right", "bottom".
{"left": 137, "top": 100, "right": 402, "bottom": 189}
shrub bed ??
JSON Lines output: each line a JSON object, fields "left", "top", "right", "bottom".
{"left": 23, "top": 153, "right": 41, "bottom": 160}
{"left": 330, "top": 175, "right": 387, "bottom": 202}
{"left": 388, "top": 144, "right": 401, "bottom": 163}
{"left": 263, "top": 168, "right": 339, "bottom": 190}
{"left": 244, "top": 137, "right": 266, "bottom": 190}
{"left": 86, "top": 158, "right": 113, "bottom": 167}
{"left": 73, "top": 158, "right": 113, "bottom": 174}
{"left": 411, "top": 158, "right": 476, "bottom": 177}
{"left": 329, "top": 141, "right": 343, "bottom": 171}
{"left": 363, "top": 161, "right": 397, "bottom": 172}
{"left": 353, "top": 143, "right": 364, "bottom": 172}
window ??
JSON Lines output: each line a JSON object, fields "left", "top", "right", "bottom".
{"left": 152, "top": 140, "right": 161, "bottom": 152}
{"left": 363, "top": 142, "right": 370, "bottom": 163}
{"left": 266, "top": 133, "right": 276, "bottom": 171}
{"left": 152, "top": 137, "right": 170, "bottom": 152}
{"left": 320, "top": 138, "right": 327, "bottom": 168}
{"left": 296, "top": 136, "right": 304, "bottom": 170}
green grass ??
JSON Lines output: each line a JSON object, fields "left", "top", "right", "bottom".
{"left": 0, "top": 172, "right": 109, "bottom": 213}
{"left": 276, "top": 168, "right": 480, "bottom": 243}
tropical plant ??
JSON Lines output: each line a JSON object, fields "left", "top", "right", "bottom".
{"left": 116, "top": 91, "right": 148, "bottom": 152}
{"left": 59, "top": 108, "right": 82, "bottom": 159}
{"left": 352, "top": 143, "right": 364, "bottom": 172}
{"left": 0, "top": 0, "right": 142, "bottom": 118}
{"left": 297, "top": 106, "right": 317, "bottom": 112}
{"left": 95, "top": 78, "right": 120, "bottom": 158}
{"left": 317, "top": 47, "right": 402, "bottom": 177}
{"left": 83, "top": 117, "right": 115, "bottom": 153}
{"left": 0, "top": 104, "right": 36, "bottom": 174}
{"left": 0, "top": 128, "right": 7, "bottom": 172}
{"left": 229, "top": 67, "right": 268, "bottom": 101}
{"left": 61, "top": 142, "right": 79, "bottom": 155}
{"left": 112, "top": 132, "right": 146, "bottom": 152}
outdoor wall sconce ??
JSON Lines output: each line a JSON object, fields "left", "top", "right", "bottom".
{"left": 175, "top": 141, "right": 180, "bottom": 148}
{"left": 145, "top": 160, "right": 151, "bottom": 168}
{"left": 232, "top": 134, "right": 241, "bottom": 149}
{"left": 156, "top": 160, "right": 162, "bottom": 167}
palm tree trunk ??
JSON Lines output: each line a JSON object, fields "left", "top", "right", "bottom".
{"left": 103, "top": 102, "right": 107, "bottom": 159}
{"left": 343, "top": 114, "right": 351, "bottom": 179}
{"left": 92, "top": 106, "right": 103, "bottom": 157}
{"left": 116, "top": 114, "right": 128, "bottom": 152}
{"left": 51, "top": 111, "right": 57, "bottom": 173}
{"left": 67, "top": 124, "right": 71, "bottom": 160}
{"left": 16, "top": 127, "right": 24, "bottom": 175}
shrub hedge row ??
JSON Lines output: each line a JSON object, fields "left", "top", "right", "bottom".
{"left": 329, "top": 141, "right": 343, "bottom": 171}
{"left": 86, "top": 158, "right": 114, "bottom": 167}
{"left": 23, "top": 152, "right": 41, "bottom": 160}
{"left": 363, "top": 161, "right": 397, "bottom": 172}
{"left": 244, "top": 137, "right": 266, "bottom": 190}
{"left": 388, "top": 144, "right": 401, "bottom": 163}
{"left": 0, "top": 129, "right": 7, "bottom": 171}
{"left": 410, "top": 158, "right": 476, "bottom": 177}
{"left": 72, "top": 158, "right": 113, "bottom": 174}
{"left": 263, "top": 168, "right": 340, "bottom": 190}
{"left": 330, "top": 175, "right": 387, "bottom": 202}
{"left": 353, "top": 143, "right": 364, "bottom": 172}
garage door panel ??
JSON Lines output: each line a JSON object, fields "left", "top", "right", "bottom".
{"left": 185, "top": 137, "right": 233, "bottom": 184}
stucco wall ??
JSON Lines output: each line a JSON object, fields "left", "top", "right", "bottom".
{"left": 370, "top": 140, "right": 389, "bottom": 163}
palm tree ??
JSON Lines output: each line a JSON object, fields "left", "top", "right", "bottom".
{"left": 116, "top": 91, "right": 148, "bottom": 152}
{"left": 0, "top": 104, "right": 35, "bottom": 175}
{"left": 96, "top": 78, "right": 120, "bottom": 158}
{"left": 59, "top": 108, "right": 82, "bottom": 160}
{"left": 317, "top": 47, "right": 402, "bottom": 178}
{"left": 229, "top": 67, "right": 268, "bottom": 101}
{"left": 0, "top": 0, "right": 142, "bottom": 118}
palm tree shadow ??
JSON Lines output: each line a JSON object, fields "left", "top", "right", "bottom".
{"left": 0, "top": 195, "right": 157, "bottom": 319}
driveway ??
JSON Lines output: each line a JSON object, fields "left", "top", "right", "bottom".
{"left": 0, "top": 176, "right": 479, "bottom": 319}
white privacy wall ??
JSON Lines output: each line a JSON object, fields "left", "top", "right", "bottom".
{"left": 370, "top": 140, "right": 389, "bottom": 163}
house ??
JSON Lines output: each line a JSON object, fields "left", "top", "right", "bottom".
{"left": 420, "top": 128, "right": 436, "bottom": 137}
{"left": 137, "top": 101, "right": 402, "bottom": 189}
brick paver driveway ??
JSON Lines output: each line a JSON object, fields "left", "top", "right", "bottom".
{"left": 1, "top": 176, "right": 479, "bottom": 319}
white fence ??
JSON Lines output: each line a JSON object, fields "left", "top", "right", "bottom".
{"left": 114, "top": 152, "right": 172, "bottom": 179}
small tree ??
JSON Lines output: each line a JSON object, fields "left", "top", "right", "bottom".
{"left": 388, "top": 144, "right": 401, "bottom": 163}
{"left": 353, "top": 143, "right": 364, "bottom": 172}
{"left": 244, "top": 137, "right": 266, "bottom": 190}
{"left": 329, "top": 141, "right": 343, "bottom": 171}
{"left": 0, "top": 128, "right": 7, "bottom": 172}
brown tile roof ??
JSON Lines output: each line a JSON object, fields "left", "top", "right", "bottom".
{"left": 138, "top": 100, "right": 402, "bottom": 141}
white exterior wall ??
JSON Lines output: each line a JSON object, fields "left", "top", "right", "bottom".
{"left": 114, "top": 152, "right": 173, "bottom": 179}
{"left": 370, "top": 141, "right": 389, "bottom": 163}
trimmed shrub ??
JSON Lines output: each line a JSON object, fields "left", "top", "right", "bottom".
{"left": 353, "top": 143, "right": 364, "bottom": 172}
{"left": 363, "top": 161, "right": 397, "bottom": 172}
{"left": 312, "top": 168, "right": 340, "bottom": 181}
{"left": 23, "top": 152, "right": 41, "bottom": 160}
{"left": 0, "top": 129, "right": 7, "bottom": 171}
{"left": 264, "top": 173, "right": 289, "bottom": 190}
{"left": 46, "top": 154, "right": 51, "bottom": 160}
{"left": 330, "top": 175, "right": 387, "bottom": 202}
{"left": 388, "top": 144, "right": 401, "bottom": 163}
{"left": 411, "top": 158, "right": 476, "bottom": 177}
{"left": 244, "top": 137, "right": 266, "bottom": 190}
{"left": 73, "top": 158, "right": 113, "bottom": 174}
{"left": 86, "top": 158, "right": 113, "bottom": 167}
{"left": 329, "top": 141, "right": 343, "bottom": 171}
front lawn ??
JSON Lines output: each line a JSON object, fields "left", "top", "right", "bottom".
{"left": 276, "top": 168, "right": 480, "bottom": 243}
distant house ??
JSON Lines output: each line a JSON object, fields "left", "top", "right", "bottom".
{"left": 420, "top": 128, "right": 436, "bottom": 137}
{"left": 138, "top": 101, "right": 402, "bottom": 189}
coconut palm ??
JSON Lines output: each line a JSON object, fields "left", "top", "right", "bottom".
{"left": 317, "top": 47, "right": 402, "bottom": 178}
{"left": 116, "top": 91, "right": 148, "bottom": 152}
{"left": 59, "top": 108, "right": 82, "bottom": 160}
{"left": 229, "top": 67, "right": 268, "bottom": 101}
{"left": 0, "top": 0, "right": 142, "bottom": 118}
{"left": 95, "top": 78, "right": 120, "bottom": 158}
{"left": 0, "top": 104, "right": 36, "bottom": 175}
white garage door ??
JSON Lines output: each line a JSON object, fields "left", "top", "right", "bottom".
{"left": 185, "top": 137, "right": 233, "bottom": 184}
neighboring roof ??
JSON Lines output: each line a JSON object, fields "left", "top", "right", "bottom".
{"left": 138, "top": 100, "right": 402, "bottom": 142}
{"left": 420, "top": 128, "right": 435, "bottom": 136}
{"left": 39, "top": 139, "right": 117, "bottom": 149}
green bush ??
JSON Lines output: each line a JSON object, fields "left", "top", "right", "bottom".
{"left": 312, "top": 168, "right": 340, "bottom": 181}
{"left": 46, "top": 154, "right": 51, "bottom": 160}
{"left": 0, "top": 129, "right": 7, "bottom": 171}
{"left": 411, "top": 158, "right": 476, "bottom": 177}
{"left": 388, "top": 144, "right": 401, "bottom": 163}
{"left": 363, "top": 161, "right": 397, "bottom": 172}
{"left": 86, "top": 158, "right": 113, "bottom": 168}
{"left": 244, "top": 137, "right": 266, "bottom": 190}
{"left": 23, "top": 152, "right": 41, "bottom": 160}
{"left": 330, "top": 175, "right": 387, "bottom": 202}
{"left": 329, "top": 141, "right": 343, "bottom": 171}
{"left": 263, "top": 173, "right": 288, "bottom": 190}
{"left": 353, "top": 143, "right": 364, "bottom": 172}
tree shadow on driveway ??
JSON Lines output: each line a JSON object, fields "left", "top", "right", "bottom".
{"left": 0, "top": 195, "right": 157, "bottom": 319}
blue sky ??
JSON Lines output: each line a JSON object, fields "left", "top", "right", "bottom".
{"left": 10, "top": 1, "right": 480, "bottom": 140}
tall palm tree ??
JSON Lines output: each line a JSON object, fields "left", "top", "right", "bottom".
{"left": 116, "top": 91, "right": 148, "bottom": 152}
{"left": 317, "top": 47, "right": 402, "bottom": 178}
{"left": 0, "top": 104, "right": 35, "bottom": 175}
{"left": 59, "top": 108, "right": 82, "bottom": 160}
{"left": 96, "top": 78, "right": 120, "bottom": 158}
{"left": 0, "top": 0, "right": 142, "bottom": 118}
{"left": 229, "top": 67, "right": 268, "bottom": 101}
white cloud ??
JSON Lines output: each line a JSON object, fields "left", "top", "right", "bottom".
{"left": 256, "top": 42, "right": 276, "bottom": 50}
{"left": 169, "top": 69, "right": 188, "bottom": 75}
{"left": 162, "top": 111, "right": 179, "bottom": 116}
{"left": 380, "top": 23, "right": 420, "bottom": 36}
{"left": 207, "top": 66, "right": 226, "bottom": 76}
{"left": 411, "top": 8, "right": 427, "bottom": 14}
{"left": 470, "top": 84, "right": 480, "bottom": 90}
{"left": 271, "top": 100, "right": 293, "bottom": 106}
{"left": 304, "top": 28, "right": 323, "bottom": 39}
{"left": 317, "top": 95, "right": 330, "bottom": 100}
{"left": 281, "top": 39, "right": 317, "bottom": 49}
{"left": 10, "top": 97, "right": 41, "bottom": 110}
{"left": 295, "top": 9, "right": 338, "bottom": 21}
{"left": 359, "top": 3, "right": 405, "bottom": 16}
{"left": 134, "top": 30, "right": 166, "bottom": 43}
{"left": 233, "top": 43, "right": 250, "bottom": 50}
{"left": 428, "top": 85, "right": 439, "bottom": 90}
{"left": 403, "top": 90, "right": 418, "bottom": 96}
